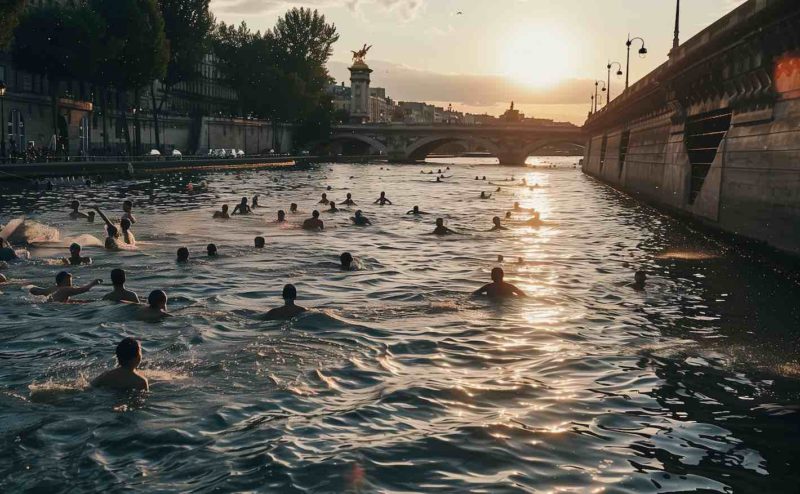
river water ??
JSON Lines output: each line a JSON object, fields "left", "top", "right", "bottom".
{"left": 1, "top": 157, "right": 799, "bottom": 493}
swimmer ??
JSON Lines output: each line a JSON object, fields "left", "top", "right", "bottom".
{"left": 406, "top": 205, "right": 428, "bottom": 215}
{"left": 64, "top": 243, "right": 92, "bottom": 265}
{"left": 436, "top": 177, "right": 441, "bottom": 183}
{"left": 631, "top": 270, "right": 647, "bottom": 291}
{"left": 302, "top": 211, "right": 324, "bottom": 231}
{"left": 342, "top": 193, "right": 357, "bottom": 206}
{"left": 87, "top": 211, "right": 96, "bottom": 223}
{"left": 29, "top": 271, "right": 103, "bottom": 303}
{"left": 138, "top": 289, "right": 171, "bottom": 322}
{"left": 207, "top": 243, "right": 218, "bottom": 257}
{"left": 374, "top": 191, "right": 392, "bottom": 205}
{"left": 482, "top": 176, "right": 487, "bottom": 180}
{"left": 473, "top": 267, "right": 526, "bottom": 299}
{"left": 254, "top": 236, "right": 266, "bottom": 248}
{"left": 497, "top": 255, "right": 504, "bottom": 262}
{"left": 0, "top": 237, "right": 18, "bottom": 262}
{"left": 121, "top": 200, "right": 136, "bottom": 224}
{"left": 490, "top": 216, "right": 508, "bottom": 231}
{"left": 213, "top": 205, "right": 230, "bottom": 219}
{"left": 68, "top": 200, "right": 89, "bottom": 220}
{"left": 232, "top": 197, "right": 252, "bottom": 215}
{"left": 252, "top": 195, "right": 260, "bottom": 208}
{"left": 290, "top": 203, "right": 298, "bottom": 213}
{"left": 480, "top": 192, "right": 492, "bottom": 199}
{"left": 351, "top": 210, "right": 372, "bottom": 226}
{"left": 91, "top": 337, "right": 149, "bottom": 391}
{"left": 276, "top": 210, "right": 286, "bottom": 223}
{"left": 319, "top": 193, "right": 329, "bottom": 205}
{"left": 328, "top": 201, "right": 339, "bottom": 213}
{"left": 523, "top": 212, "right": 542, "bottom": 226}
{"left": 94, "top": 207, "right": 122, "bottom": 250}
{"left": 496, "top": 187, "right": 501, "bottom": 192}
{"left": 177, "top": 247, "right": 189, "bottom": 263}
{"left": 120, "top": 218, "right": 135, "bottom": 245}
{"left": 475, "top": 176, "right": 479, "bottom": 180}
{"left": 102, "top": 268, "right": 139, "bottom": 303}
{"left": 521, "top": 178, "right": 527, "bottom": 186}
{"left": 432, "top": 218, "right": 458, "bottom": 235}
{"left": 264, "top": 283, "right": 307, "bottom": 320}
{"left": 340, "top": 252, "right": 355, "bottom": 270}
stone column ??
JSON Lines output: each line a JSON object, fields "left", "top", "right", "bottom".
{"left": 349, "top": 61, "right": 373, "bottom": 124}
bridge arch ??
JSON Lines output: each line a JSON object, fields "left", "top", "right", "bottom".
{"left": 520, "top": 138, "right": 586, "bottom": 159}
{"left": 405, "top": 135, "right": 501, "bottom": 161}
{"left": 311, "top": 133, "right": 388, "bottom": 155}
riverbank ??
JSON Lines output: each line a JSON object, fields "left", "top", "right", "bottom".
{"left": 0, "top": 156, "right": 313, "bottom": 181}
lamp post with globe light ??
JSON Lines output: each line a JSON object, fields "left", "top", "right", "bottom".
{"left": 625, "top": 36, "right": 647, "bottom": 89}
{"left": 594, "top": 81, "right": 606, "bottom": 113}
{"left": 607, "top": 61, "right": 623, "bottom": 104}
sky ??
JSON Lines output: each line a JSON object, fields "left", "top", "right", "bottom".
{"left": 210, "top": 0, "right": 747, "bottom": 124}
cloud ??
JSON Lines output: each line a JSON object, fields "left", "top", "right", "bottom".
{"left": 211, "top": 0, "right": 424, "bottom": 18}
{"left": 328, "top": 59, "right": 594, "bottom": 107}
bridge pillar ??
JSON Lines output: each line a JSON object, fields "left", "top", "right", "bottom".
{"left": 496, "top": 150, "right": 528, "bottom": 167}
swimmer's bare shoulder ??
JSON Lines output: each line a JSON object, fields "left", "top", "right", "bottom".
{"left": 91, "top": 368, "right": 149, "bottom": 391}
{"left": 264, "top": 306, "right": 307, "bottom": 321}
{"left": 137, "top": 306, "right": 171, "bottom": 322}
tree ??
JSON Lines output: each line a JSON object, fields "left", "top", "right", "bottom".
{"left": 0, "top": 0, "right": 25, "bottom": 49}
{"left": 151, "top": 0, "right": 214, "bottom": 150}
{"left": 12, "top": 5, "right": 106, "bottom": 154}
{"left": 91, "top": 0, "right": 168, "bottom": 155}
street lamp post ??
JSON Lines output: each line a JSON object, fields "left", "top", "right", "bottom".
{"left": 625, "top": 35, "right": 647, "bottom": 89}
{"left": 607, "top": 61, "right": 623, "bottom": 104}
{"left": 0, "top": 80, "right": 6, "bottom": 163}
{"left": 590, "top": 94, "right": 594, "bottom": 115}
{"left": 672, "top": 0, "right": 681, "bottom": 52}
{"left": 594, "top": 80, "right": 606, "bottom": 113}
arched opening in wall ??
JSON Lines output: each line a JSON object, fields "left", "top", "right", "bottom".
{"left": 406, "top": 136, "right": 499, "bottom": 162}
{"left": 599, "top": 134, "right": 608, "bottom": 173}
{"left": 311, "top": 135, "right": 386, "bottom": 157}
{"left": 685, "top": 108, "right": 732, "bottom": 205}
{"left": 618, "top": 130, "right": 630, "bottom": 178}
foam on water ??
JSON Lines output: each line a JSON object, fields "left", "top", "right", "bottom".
{"left": 1, "top": 159, "right": 799, "bottom": 492}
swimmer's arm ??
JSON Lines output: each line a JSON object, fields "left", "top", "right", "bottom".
{"left": 65, "top": 279, "right": 102, "bottom": 296}
{"left": 472, "top": 284, "right": 490, "bottom": 296}
{"left": 509, "top": 284, "right": 527, "bottom": 297}
{"left": 385, "top": 199, "right": 393, "bottom": 204}
{"left": 30, "top": 286, "right": 58, "bottom": 296}
{"left": 94, "top": 207, "right": 114, "bottom": 228}
{"left": 127, "top": 213, "right": 137, "bottom": 224}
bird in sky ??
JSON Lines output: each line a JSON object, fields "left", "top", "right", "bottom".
{"left": 457, "top": 11, "right": 463, "bottom": 15}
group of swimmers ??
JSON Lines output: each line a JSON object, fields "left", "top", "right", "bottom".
{"left": 0, "top": 167, "right": 650, "bottom": 391}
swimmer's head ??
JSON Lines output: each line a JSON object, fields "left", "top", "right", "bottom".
{"left": 177, "top": 247, "right": 189, "bottom": 262}
{"left": 206, "top": 243, "right": 217, "bottom": 256}
{"left": 282, "top": 283, "right": 297, "bottom": 301}
{"left": 413, "top": 206, "right": 419, "bottom": 212}
{"left": 254, "top": 236, "right": 265, "bottom": 248}
{"left": 116, "top": 337, "right": 142, "bottom": 369}
{"left": 120, "top": 218, "right": 131, "bottom": 232}
{"left": 326, "top": 186, "right": 332, "bottom": 191}
{"left": 240, "top": 197, "right": 248, "bottom": 205}
{"left": 290, "top": 203, "right": 298, "bottom": 212}
{"left": 56, "top": 271, "right": 72, "bottom": 286}
{"left": 277, "top": 210, "right": 286, "bottom": 221}
{"left": 110, "top": 268, "right": 126, "bottom": 286}
{"left": 491, "top": 267, "right": 504, "bottom": 282}
{"left": 70, "top": 200, "right": 80, "bottom": 210}
{"left": 69, "top": 243, "right": 81, "bottom": 255}
{"left": 497, "top": 255, "right": 504, "bottom": 262}
{"left": 354, "top": 210, "right": 362, "bottom": 217}
{"left": 513, "top": 202, "right": 520, "bottom": 209}
{"left": 340, "top": 252, "right": 353, "bottom": 269}
{"left": 87, "top": 211, "right": 95, "bottom": 222}
{"left": 505, "top": 211, "right": 511, "bottom": 219}
{"left": 634, "top": 271, "right": 647, "bottom": 285}
{"left": 147, "top": 289, "right": 167, "bottom": 309}
{"left": 221, "top": 205, "right": 229, "bottom": 213}
{"left": 123, "top": 200, "right": 132, "bottom": 212}
{"left": 312, "top": 210, "right": 320, "bottom": 218}
{"left": 107, "top": 225, "right": 119, "bottom": 238}
{"left": 321, "top": 193, "right": 327, "bottom": 199}
{"left": 475, "top": 176, "right": 479, "bottom": 180}
{"left": 346, "top": 193, "right": 352, "bottom": 199}
{"left": 329, "top": 202, "right": 336, "bottom": 209}
{"left": 492, "top": 216, "right": 501, "bottom": 226}
{"left": 380, "top": 191, "right": 386, "bottom": 197}
{"left": 435, "top": 218, "right": 444, "bottom": 227}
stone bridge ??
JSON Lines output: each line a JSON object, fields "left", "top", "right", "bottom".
{"left": 312, "top": 124, "right": 586, "bottom": 166}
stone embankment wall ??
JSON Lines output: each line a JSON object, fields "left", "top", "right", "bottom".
{"left": 582, "top": 0, "right": 800, "bottom": 255}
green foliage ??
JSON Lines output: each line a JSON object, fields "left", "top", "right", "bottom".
{"left": 160, "top": 0, "right": 214, "bottom": 88}
{"left": 90, "top": 0, "right": 168, "bottom": 91}
{"left": 213, "top": 8, "right": 339, "bottom": 144}
{"left": 0, "top": 0, "right": 26, "bottom": 49}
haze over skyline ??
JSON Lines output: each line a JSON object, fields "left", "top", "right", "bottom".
{"left": 211, "top": 0, "right": 746, "bottom": 124}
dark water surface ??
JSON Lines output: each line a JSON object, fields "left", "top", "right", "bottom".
{"left": 1, "top": 158, "right": 799, "bottom": 493}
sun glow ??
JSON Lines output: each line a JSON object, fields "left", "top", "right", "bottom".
{"left": 501, "top": 25, "right": 576, "bottom": 88}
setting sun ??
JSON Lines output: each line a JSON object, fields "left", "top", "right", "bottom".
{"left": 501, "top": 25, "right": 576, "bottom": 88}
